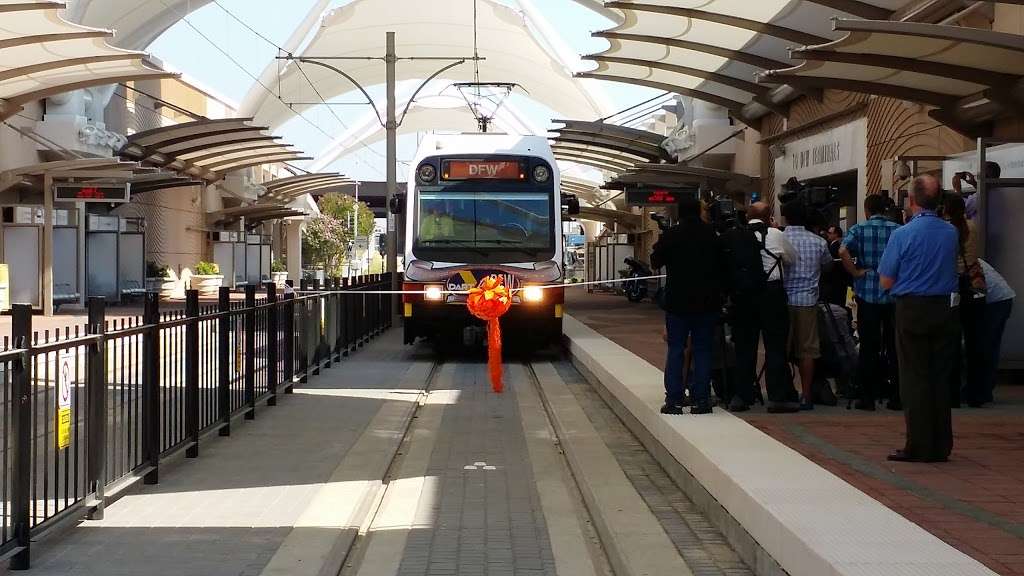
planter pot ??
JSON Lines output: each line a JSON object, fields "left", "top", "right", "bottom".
{"left": 271, "top": 271, "right": 288, "bottom": 288}
{"left": 146, "top": 278, "right": 177, "bottom": 298}
{"left": 190, "top": 274, "right": 223, "bottom": 297}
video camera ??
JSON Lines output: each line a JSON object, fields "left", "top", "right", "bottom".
{"left": 706, "top": 195, "right": 739, "bottom": 234}
{"left": 779, "top": 177, "right": 841, "bottom": 228}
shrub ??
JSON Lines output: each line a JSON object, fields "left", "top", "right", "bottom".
{"left": 146, "top": 261, "right": 170, "bottom": 279}
{"left": 271, "top": 258, "right": 287, "bottom": 273}
{"left": 194, "top": 261, "right": 220, "bottom": 276}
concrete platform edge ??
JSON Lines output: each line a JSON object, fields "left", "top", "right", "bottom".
{"left": 531, "top": 361, "right": 693, "bottom": 576}
{"left": 562, "top": 314, "right": 998, "bottom": 576}
{"left": 259, "top": 362, "right": 433, "bottom": 576}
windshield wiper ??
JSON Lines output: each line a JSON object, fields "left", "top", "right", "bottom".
{"left": 419, "top": 240, "right": 491, "bottom": 256}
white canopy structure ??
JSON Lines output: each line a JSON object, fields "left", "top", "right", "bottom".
{"left": 584, "top": 0, "right": 907, "bottom": 123}
{"left": 309, "top": 88, "right": 543, "bottom": 172}
{"left": 0, "top": 0, "right": 175, "bottom": 121}
{"left": 239, "top": 0, "right": 611, "bottom": 129}
{"left": 64, "top": 0, "right": 211, "bottom": 50}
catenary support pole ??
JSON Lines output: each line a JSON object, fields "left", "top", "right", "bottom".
{"left": 386, "top": 31, "right": 399, "bottom": 323}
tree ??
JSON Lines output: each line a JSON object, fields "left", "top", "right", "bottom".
{"left": 302, "top": 192, "right": 376, "bottom": 277}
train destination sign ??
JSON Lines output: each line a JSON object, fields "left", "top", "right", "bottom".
{"left": 54, "top": 183, "right": 130, "bottom": 203}
{"left": 625, "top": 186, "right": 698, "bottom": 206}
{"left": 443, "top": 160, "right": 524, "bottom": 181}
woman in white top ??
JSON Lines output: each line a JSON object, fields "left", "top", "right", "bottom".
{"left": 977, "top": 259, "right": 1015, "bottom": 405}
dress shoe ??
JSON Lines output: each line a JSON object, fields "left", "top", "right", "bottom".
{"left": 885, "top": 399, "right": 902, "bottom": 411}
{"left": 799, "top": 401, "right": 814, "bottom": 411}
{"left": 690, "top": 402, "right": 713, "bottom": 415}
{"left": 853, "top": 399, "right": 876, "bottom": 411}
{"left": 766, "top": 401, "right": 800, "bottom": 414}
{"left": 660, "top": 403, "right": 683, "bottom": 415}
{"left": 728, "top": 397, "right": 750, "bottom": 413}
{"left": 887, "top": 450, "right": 921, "bottom": 462}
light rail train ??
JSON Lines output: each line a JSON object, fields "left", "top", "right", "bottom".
{"left": 400, "top": 133, "right": 564, "bottom": 349}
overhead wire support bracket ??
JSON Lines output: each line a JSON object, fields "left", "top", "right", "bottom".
{"left": 275, "top": 54, "right": 482, "bottom": 129}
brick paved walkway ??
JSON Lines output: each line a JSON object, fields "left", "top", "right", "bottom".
{"left": 396, "top": 362, "right": 558, "bottom": 576}
{"left": 566, "top": 289, "right": 1024, "bottom": 576}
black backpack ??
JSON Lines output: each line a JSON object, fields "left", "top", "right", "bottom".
{"left": 725, "top": 223, "right": 778, "bottom": 296}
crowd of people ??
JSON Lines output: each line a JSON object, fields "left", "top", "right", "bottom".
{"left": 651, "top": 169, "right": 1015, "bottom": 463}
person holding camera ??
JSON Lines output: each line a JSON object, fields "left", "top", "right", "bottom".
{"left": 879, "top": 174, "right": 959, "bottom": 463}
{"left": 721, "top": 202, "right": 798, "bottom": 413}
{"left": 840, "top": 194, "right": 901, "bottom": 411}
{"left": 782, "top": 202, "right": 832, "bottom": 410}
{"left": 651, "top": 196, "right": 724, "bottom": 415}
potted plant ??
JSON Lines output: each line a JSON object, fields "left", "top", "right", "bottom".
{"left": 271, "top": 258, "right": 288, "bottom": 287}
{"left": 190, "top": 261, "right": 223, "bottom": 296}
{"left": 145, "top": 261, "right": 177, "bottom": 297}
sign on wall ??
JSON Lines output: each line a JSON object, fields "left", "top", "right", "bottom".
{"left": 772, "top": 117, "right": 868, "bottom": 221}
{"left": 54, "top": 183, "right": 130, "bottom": 203}
{"left": 57, "top": 350, "right": 73, "bottom": 450}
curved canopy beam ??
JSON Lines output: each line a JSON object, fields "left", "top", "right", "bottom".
{"left": 576, "top": 73, "right": 752, "bottom": 123}
{"left": 593, "top": 31, "right": 790, "bottom": 71}
{"left": 585, "top": 55, "right": 768, "bottom": 96}
{"left": 603, "top": 2, "right": 829, "bottom": 46}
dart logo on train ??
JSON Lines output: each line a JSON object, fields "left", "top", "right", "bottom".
{"left": 400, "top": 134, "right": 565, "bottom": 349}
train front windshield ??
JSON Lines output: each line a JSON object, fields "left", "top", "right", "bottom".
{"left": 416, "top": 190, "right": 553, "bottom": 263}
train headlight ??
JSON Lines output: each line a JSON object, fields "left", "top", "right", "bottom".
{"left": 533, "top": 165, "right": 551, "bottom": 183}
{"left": 424, "top": 285, "right": 444, "bottom": 301}
{"left": 418, "top": 164, "right": 437, "bottom": 183}
{"left": 522, "top": 285, "right": 544, "bottom": 303}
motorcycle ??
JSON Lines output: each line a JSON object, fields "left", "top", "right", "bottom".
{"left": 623, "top": 257, "right": 652, "bottom": 303}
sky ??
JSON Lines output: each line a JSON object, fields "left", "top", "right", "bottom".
{"left": 147, "top": 0, "right": 661, "bottom": 181}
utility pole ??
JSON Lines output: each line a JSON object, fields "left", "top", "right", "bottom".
{"left": 386, "top": 31, "right": 399, "bottom": 320}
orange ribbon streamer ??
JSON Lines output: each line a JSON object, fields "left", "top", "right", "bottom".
{"left": 466, "top": 275, "right": 513, "bottom": 393}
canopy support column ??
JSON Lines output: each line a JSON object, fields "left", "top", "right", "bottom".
{"left": 43, "top": 174, "right": 53, "bottom": 316}
{"left": 286, "top": 220, "right": 303, "bottom": 284}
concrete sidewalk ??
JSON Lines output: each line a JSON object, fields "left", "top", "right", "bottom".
{"left": 4, "top": 330, "right": 431, "bottom": 576}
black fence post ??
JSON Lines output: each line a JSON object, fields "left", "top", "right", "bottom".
{"left": 264, "top": 282, "right": 278, "bottom": 406}
{"left": 85, "top": 297, "right": 107, "bottom": 520}
{"left": 9, "top": 304, "right": 32, "bottom": 570}
{"left": 142, "top": 293, "right": 160, "bottom": 484}
{"left": 184, "top": 290, "right": 200, "bottom": 458}
{"left": 217, "top": 287, "right": 230, "bottom": 436}
{"left": 358, "top": 275, "right": 367, "bottom": 347}
{"left": 283, "top": 291, "right": 295, "bottom": 393}
{"left": 322, "top": 279, "right": 332, "bottom": 370}
{"left": 299, "top": 279, "right": 309, "bottom": 384}
{"left": 244, "top": 284, "right": 256, "bottom": 420}
{"left": 333, "top": 278, "right": 343, "bottom": 362}
{"left": 312, "top": 278, "right": 323, "bottom": 376}
{"left": 341, "top": 277, "right": 351, "bottom": 356}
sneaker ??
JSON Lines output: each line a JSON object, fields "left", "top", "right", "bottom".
{"left": 728, "top": 397, "right": 750, "bottom": 413}
{"left": 660, "top": 403, "right": 684, "bottom": 415}
{"left": 690, "top": 402, "right": 713, "bottom": 415}
{"left": 853, "top": 399, "right": 876, "bottom": 411}
{"left": 799, "top": 401, "right": 815, "bottom": 411}
{"left": 766, "top": 401, "right": 800, "bottom": 414}
{"left": 885, "top": 399, "right": 902, "bottom": 411}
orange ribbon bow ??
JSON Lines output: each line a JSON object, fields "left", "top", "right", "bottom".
{"left": 466, "top": 275, "right": 513, "bottom": 392}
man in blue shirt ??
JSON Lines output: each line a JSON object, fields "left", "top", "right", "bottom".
{"left": 878, "top": 174, "right": 959, "bottom": 463}
{"left": 840, "top": 194, "right": 901, "bottom": 411}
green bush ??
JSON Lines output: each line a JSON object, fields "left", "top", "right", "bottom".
{"left": 146, "top": 261, "right": 170, "bottom": 279}
{"left": 271, "top": 258, "right": 287, "bottom": 273}
{"left": 194, "top": 261, "right": 220, "bottom": 276}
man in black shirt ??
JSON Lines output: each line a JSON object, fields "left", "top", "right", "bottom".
{"left": 651, "top": 197, "right": 724, "bottom": 415}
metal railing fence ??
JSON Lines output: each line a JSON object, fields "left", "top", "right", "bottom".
{"left": 0, "top": 274, "right": 394, "bottom": 569}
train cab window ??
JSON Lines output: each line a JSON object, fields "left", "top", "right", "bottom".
{"left": 415, "top": 190, "right": 553, "bottom": 263}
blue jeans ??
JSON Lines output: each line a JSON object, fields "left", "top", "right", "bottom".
{"left": 665, "top": 311, "right": 716, "bottom": 405}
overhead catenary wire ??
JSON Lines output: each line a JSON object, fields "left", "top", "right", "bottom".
{"left": 158, "top": 0, "right": 384, "bottom": 177}
{"left": 209, "top": 0, "right": 389, "bottom": 170}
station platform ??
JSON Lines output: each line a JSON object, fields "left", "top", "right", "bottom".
{"left": 565, "top": 289, "right": 1024, "bottom": 576}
